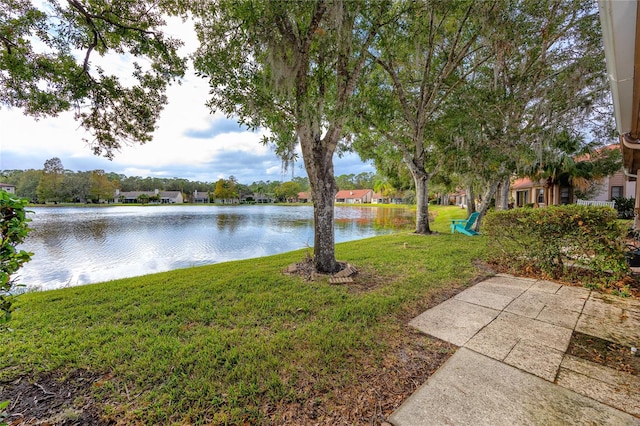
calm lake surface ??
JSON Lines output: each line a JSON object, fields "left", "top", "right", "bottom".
{"left": 19, "top": 205, "right": 413, "bottom": 291}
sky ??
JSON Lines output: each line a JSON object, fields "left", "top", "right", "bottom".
{"left": 0, "top": 15, "right": 375, "bottom": 186}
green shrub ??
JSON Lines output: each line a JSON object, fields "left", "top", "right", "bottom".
{"left": 612, "top": 196, "right": 635, "bottom": 219}
{"left": 0, "top": 191, "right": 33, "bottom": 330}
{"left": 484, "top": 205, "right": 628, "bottom": 288}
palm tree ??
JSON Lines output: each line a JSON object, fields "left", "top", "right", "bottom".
{"left": 373, "top": 179, "right": 394, "bottom": 203}
{"left": 529, "top": 132, "right": 621, "bottom": 205}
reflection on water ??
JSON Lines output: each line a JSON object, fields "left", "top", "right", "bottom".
{"left": 19, "top": 205, "right": 413, "bottom": 290}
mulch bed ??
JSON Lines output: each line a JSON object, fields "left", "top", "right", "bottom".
{"left": 567, "top": 332, "right": 639, "bottom": 377}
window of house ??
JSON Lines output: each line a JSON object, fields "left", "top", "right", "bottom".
{"left": 611, "top": 186, "right": 623, "bottom": 199}
{"left": 560, "top": 187, "right": 571, "bottom": 204}
{"left": 537, "top": 189, "right": 544, "bottom": 204}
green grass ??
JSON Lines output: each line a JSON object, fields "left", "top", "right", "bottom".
{"left": 0, "top": 206, "right": 484, "bottom": 424}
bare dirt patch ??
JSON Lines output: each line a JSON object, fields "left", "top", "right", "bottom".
{"left": 0, "top": 369, "right": 110, "bottom": 425}
{"left": 284, "top": 257, "right": 386, "bottom": 293}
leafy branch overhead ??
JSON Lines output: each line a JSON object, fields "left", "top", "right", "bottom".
{"left": 0, "top": 0, "right": 186, "bottom": 158}
{"left": 351, "top": 0, "right": 610, "bottom": 232}
{"left": 352, "top": 0, "right": 499, "bottom": 234}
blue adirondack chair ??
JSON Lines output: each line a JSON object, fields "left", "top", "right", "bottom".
{"left": 450, "top": 212, "right": 480, "bottom": 236}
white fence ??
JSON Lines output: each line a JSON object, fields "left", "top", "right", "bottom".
{"left": 576, "top": 199, "right": 615, "bottom": 208}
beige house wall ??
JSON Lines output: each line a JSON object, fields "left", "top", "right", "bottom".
{"left": 588, "top": 171, "right": 636, "bottom": 201}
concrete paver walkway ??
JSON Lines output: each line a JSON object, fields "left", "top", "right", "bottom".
{"left": 389, "top": 274, "right": 640, "bottom": 425}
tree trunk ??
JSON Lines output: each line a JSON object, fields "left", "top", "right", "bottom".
{"left": 495, "top": 181, "right": 503, "bottom": 209}
{"left": 310, "top": 179, "right": 338, "bottom": 272}
{"left": 466, "top": 185, "right": 476, "bottom": 216}
{"left": 495, "top": 176, "right": 510, "bottom": 210}
{"left": 300, "top": 130, "right": 339, "bottom": 273}
{"left": 475, "top": 178, "right": 500, "bottom": 232}
{"left": 412, "top": 171, "right": 432, "bottom": 234}
{"left": 545, "top": 177, "right": 554, "bottom": 206}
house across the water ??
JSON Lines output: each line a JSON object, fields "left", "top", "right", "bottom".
{"left": 335, "top": 189, "right": 373, "bottom": 204}
{"left": 115, "top": 189, "right": 183, "bottom": 204}
{"left": 0, "top": 183, "right": 16, "bottom": 194}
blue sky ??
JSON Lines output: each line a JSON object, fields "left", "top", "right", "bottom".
{"left": 0, "top": 16, "right": 375, "bottom": 185}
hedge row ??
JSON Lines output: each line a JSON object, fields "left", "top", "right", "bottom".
{"left": 483, "top": 204, "right": 628, "bottom": 288}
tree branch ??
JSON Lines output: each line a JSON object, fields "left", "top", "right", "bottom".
{"left": 0, "top": 34, "right": 17, "bottom": 54}
{"left": 371, "top": 54, "right": 416, "bottom": 128}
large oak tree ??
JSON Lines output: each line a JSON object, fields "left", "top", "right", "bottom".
{"left": 186, "top": 0, "right": 399, "bottom": 272}
{"left": 2, "top": 0, "right": 397, "bottom": 273}
{"left": 351, "top": 0, "right": 497, "bottom": 234}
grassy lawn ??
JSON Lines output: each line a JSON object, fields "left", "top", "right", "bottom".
{"left": 0, "top": 206, "right": 488, "bottom": 425}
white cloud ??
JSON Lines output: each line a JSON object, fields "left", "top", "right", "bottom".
{"left": 266, "top": 165, "right": 282, "bottom": 176}
{"left": 122, "top": 167, "right": 154, "bottom": 177}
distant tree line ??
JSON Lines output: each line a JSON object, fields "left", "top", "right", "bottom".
{"left": 1, "top": 158, "right": 389, "bottom": 204}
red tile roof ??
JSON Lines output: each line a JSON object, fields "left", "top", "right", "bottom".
{"left": 511, "top": 178, "right": 546, "bottom": 190}
{"left": 335, "top": 189, "right": 372, "bottom": 199}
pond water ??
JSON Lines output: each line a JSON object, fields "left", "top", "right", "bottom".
{"left": 18, "top": 205, "right": 413, "bottom": 291}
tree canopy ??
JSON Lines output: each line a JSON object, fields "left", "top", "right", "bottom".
{"left": 451, "top": 0, "right": 611, "bottom": 219}
{"left": 36, "top": 157, "right": 65, "bottom": 203}
{"left": 1, "top": 0, "right": 185, "bottom": 157}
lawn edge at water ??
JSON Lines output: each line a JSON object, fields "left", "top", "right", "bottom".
{"left": 1, "top": 206, "right": 486, "bottom": 424}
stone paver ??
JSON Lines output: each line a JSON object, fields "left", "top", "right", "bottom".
{"left": 454, "top": 285, "right": 517, "bottom": 310}
{"left": 466, "top": 311, "right": 572, "bottom": 361}
{"left": 576, "top": 314, "right": 640, "bottom": 348}
{"left": 520, "top": 314, "right": 573, "bottom": 352}
{"left": 505, "top": 286, "right": 586, "bottom": 326}
{"left": 409, "top": 298, "right": 499, "bottom": 346}
{"left": 474, "top": 276, "right": 533, "bottom": 297}
{"left": 465, "top": 319, "right": 519, "bottom": 359}
{"left": 576, "top": 293, "right": 640, "bottom": 348}
{"left": 531, "top": 288, "right": 588, "bottom": 313}
{"left": 503, "top": 338, "right": 565, "bottom": 381}
{"left": 389, "top": 348, "right": 640, "bottom": 426}
{"left": 590, "top": 292, "right": 640, "bottom": 313}
{"left": 556, "top": 284, "right": 591, "bottom": 300}
{"left": 528, "top": 279, "right": 562, "bottom": 293}
{"left": 558, "top": 355, "right": 640, "bottom": 418}
{"left": 392, "top": 275, "right": 640, "bottom": 425}
{"left": 536, "top": 304, "right": 580, "bottom": 329}
{"left": 504, "top": 291, "right": 547, "bottom": 318}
